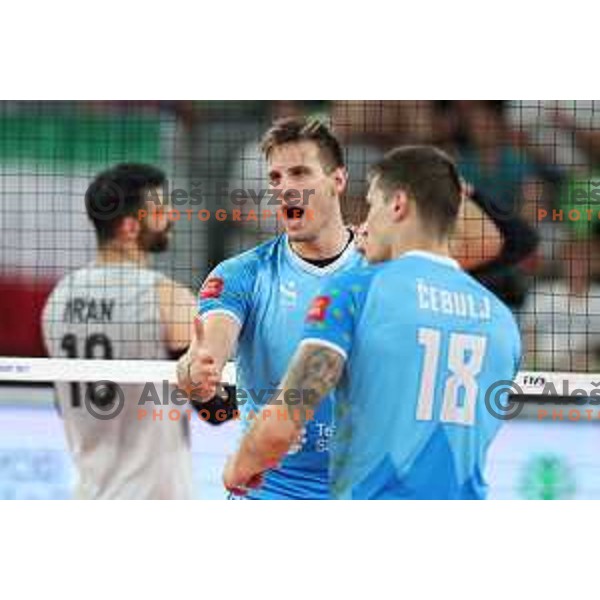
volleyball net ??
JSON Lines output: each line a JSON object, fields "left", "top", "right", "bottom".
{"left": 3, "top": 100, "right": 600, "bottom": 499}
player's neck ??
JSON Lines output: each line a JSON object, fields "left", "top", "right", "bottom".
{"left": 289, "top": 219, "right": 349, "bottom": 261}
{"left": 391, "top": 236, "right": 451, "bottom": 262}
{"left": 96, "top": 244, "right": 149, "bottom": 268}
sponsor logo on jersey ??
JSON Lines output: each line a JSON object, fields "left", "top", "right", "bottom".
{"left": 200, "top": 277, "right": 224, "bottom": 300}
{"left": 306, "top": 296, "right": 331, "bottom": 322}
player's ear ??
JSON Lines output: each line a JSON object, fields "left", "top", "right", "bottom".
{"left": 116, "top": 215, "right": 141, "bottom": 242}
{"left": 332, "top": 166, "right": 348, "bottom": 197}
{"left": 390, "top": 190, "right": 409, "bottom": 223}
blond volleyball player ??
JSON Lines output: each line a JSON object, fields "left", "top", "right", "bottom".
{"left": 42, "top": 164, "right": 202, "bottom": 500}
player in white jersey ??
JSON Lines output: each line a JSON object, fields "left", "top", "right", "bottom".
{"left": 42, "top": 164, "right": 199, "bottom": 499}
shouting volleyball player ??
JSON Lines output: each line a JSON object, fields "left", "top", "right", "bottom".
{"left": 42, "top": 164, "right": 199, "bottom": 500}
{"left": 224, "top": 146, "right": 522, "bottom": 499}
{"left": 178, "top": 118, "right": 517, "bottom": 500}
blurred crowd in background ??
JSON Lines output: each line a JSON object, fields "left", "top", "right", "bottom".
{"left": 1, "top": 100, "right": 600, "bottom": 372}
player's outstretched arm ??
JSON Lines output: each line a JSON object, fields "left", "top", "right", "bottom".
{"left": 196, "top": 313, "right": 241, "bottom": 378}
{"left": 458, "top": 185, "right": 539, "bottom": 273}
{"left": 179, "top": 258, "right": 253, "bottom": 405}
{"left": 223, "top": 342, "right": 345, "bottom": 495}
{"left": 157, "top": 278, "right": 199, "bottom": 356}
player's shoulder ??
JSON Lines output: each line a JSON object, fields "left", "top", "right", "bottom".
{"left": 42, "top": 269, "right": 84, "bottom": 323}
{"left": 212, "top": 235, "right": 282, "bottom": 277}
{"left": 352, "top": 255, "right": 423, "bottom": 288}
{"left": 45, "top": 268, "right": 84, "bottom": 299}
{"left": 389, "top": 251, "right": 460, "bottom": 274}
{"left": 323, "top": 262, "right": 381, "bottom": 295}
{"left": 49, "top": 264, "right": 164, "bottom": 296}
{"left": 460, "top": 270, "right": 520, "bottom": 332}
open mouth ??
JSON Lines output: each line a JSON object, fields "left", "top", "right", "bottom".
{"left": 283, "top": 206, "right": 305, "bottom": 220}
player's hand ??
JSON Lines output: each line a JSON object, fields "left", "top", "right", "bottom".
{"left": 177, "top": 318, "right": 221, "bottom": 401}
{"left": 223, "top": 454, "right": 264, "bottom": 496}
{"left": 189, "top": 350, "right": 221, "bottom": 401}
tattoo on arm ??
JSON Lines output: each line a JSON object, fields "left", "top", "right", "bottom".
{"left": 234, "top": 344, "right": 345, "bottom": 475}
{"left": 280, "top": 344, "right": 345, "bottom": 423}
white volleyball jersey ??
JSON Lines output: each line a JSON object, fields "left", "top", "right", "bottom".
{"left": 42, "top": 262, "right": 193, "bottom": 499}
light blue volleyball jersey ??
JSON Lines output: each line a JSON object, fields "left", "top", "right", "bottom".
{"left": 301, "top": 251, "right": 522, "bottom": 499}
{"left": 199, "top": 234, "right": 364, "bottom": 499}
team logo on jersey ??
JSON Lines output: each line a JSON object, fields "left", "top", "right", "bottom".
{"left": 306, "top": 296, "right": 331, "bottom": 322}
{"left": 279, "top": 281, "right": 298, "bottom": 307}
{"left": 200, "top": 277, "right": 224, "bottom": 300}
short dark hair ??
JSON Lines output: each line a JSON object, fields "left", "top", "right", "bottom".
{"left": 261, "top": 117, "right": 344, "bottom": 173}
{"left": 85, "top": 163, "right": 166, "bottom": 244}
{"left": 368, "top": 145, "right": 462, "bottom": 237}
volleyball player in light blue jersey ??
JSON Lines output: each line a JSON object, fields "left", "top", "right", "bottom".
{"left": 181, "top": 118, "right": 362, "bottom": 499}
{"left": 199, "top": 232, "right": 362, "bottom": 499}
